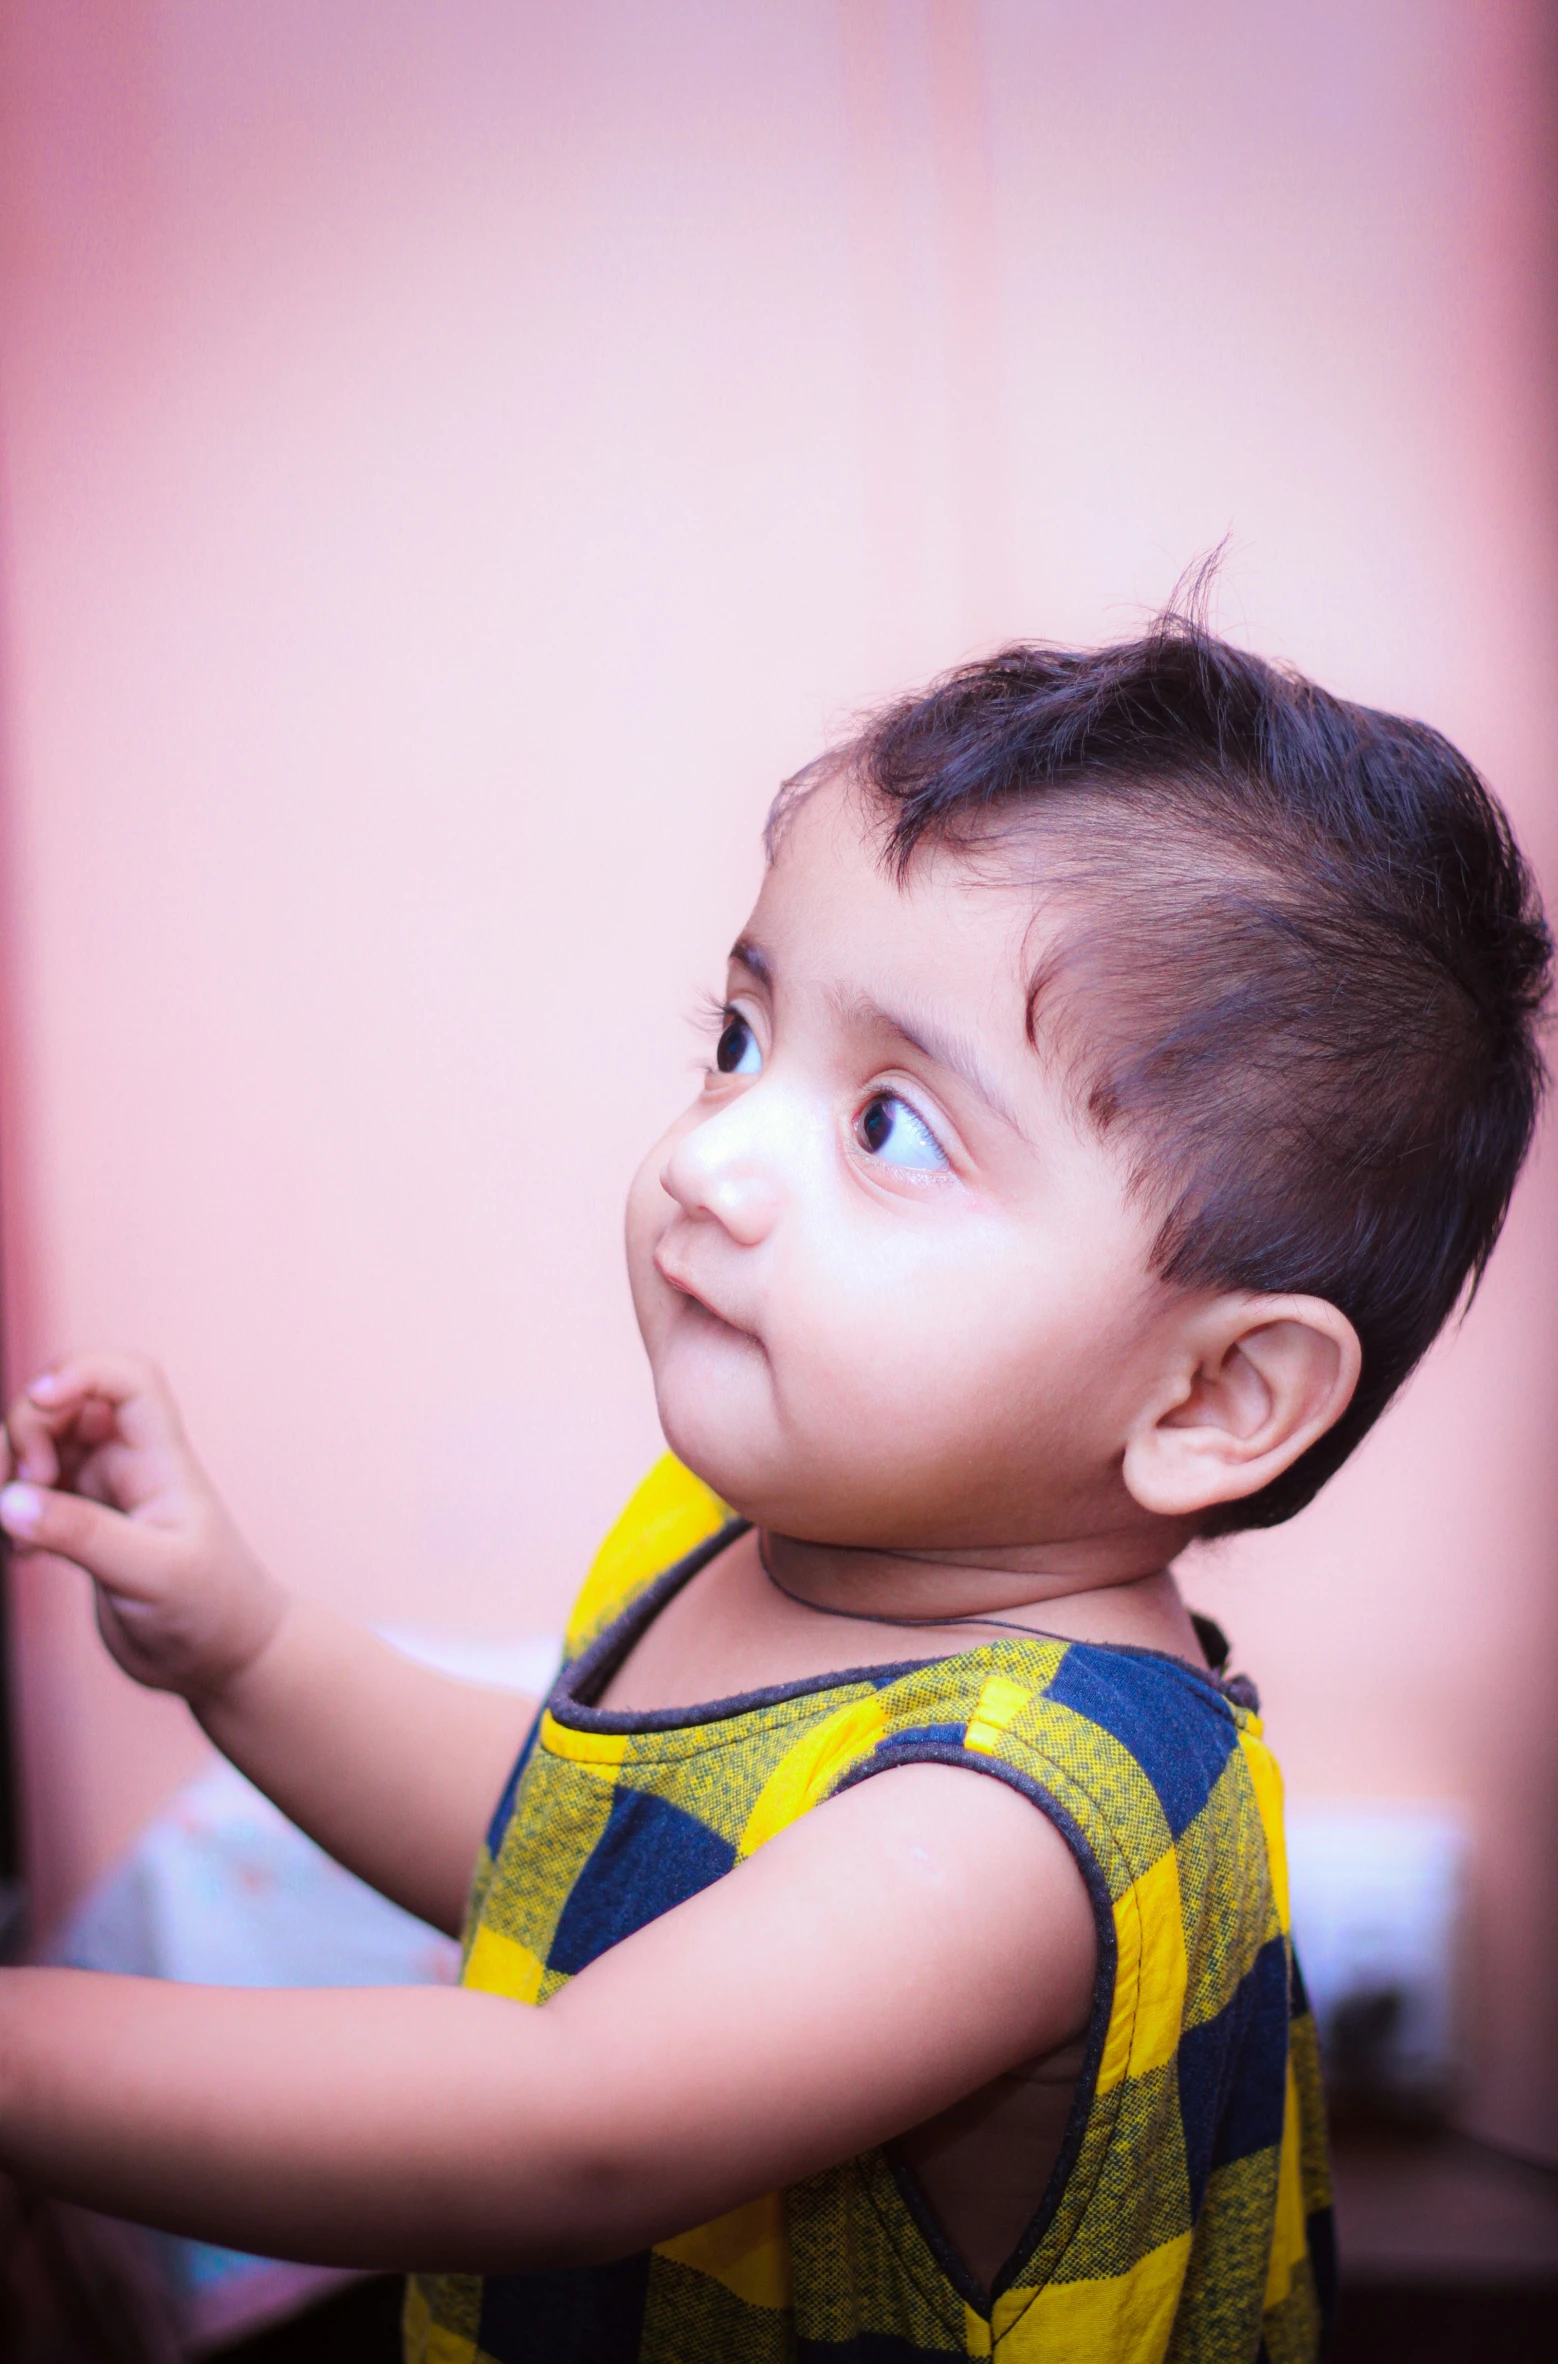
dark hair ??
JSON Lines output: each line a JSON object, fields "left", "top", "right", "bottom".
{"left": 787, "top": 605, "right": 1552, "bottom": 1531}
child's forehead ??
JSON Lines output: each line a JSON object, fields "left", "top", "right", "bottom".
{"left": 746, "top": 772, "right": 1045, "bottom": 996}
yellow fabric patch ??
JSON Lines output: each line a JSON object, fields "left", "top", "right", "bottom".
{"left": 402, "top": 2278, "right": 477, "bottom": 2364}
{"left": 463, "top": 1923, "right": 546, "bottom": 2006}
{"left": 1097, "top": 1845, "right": 1187, "bottom": 2092}
{"left": 1237, "top": 1730, "right": 1290, "bottom": 1934}
{"left": 738, "top": 1695, "right": 888, "bottom": 1856}
{"left": 655, "top": 2191, "right": 792, "bottom": 2309}
{"left": 564, "top": 1454, "right": 727, "bottom": 1652}
{"left": 1096, "top": 1898, "right": 1137, "bottom": 2096}
{"left": 992, "top": 2229, "right": 1192, "bottom": 2359}
{"left": 1264, "top": 2058, "right": 1307, "bottom": 2309}
{"left": 422, "top": 2330, "right": 477, "bottom": 2364}
{"left": 540, "top": 1711, "right": 629, "bottom": 1771}
{"left": 963, "top": 2300, "right": 994, "bottom": 2355}
{"left": 964, "top": 1674, "right": 1031, "bottom": 1755}
{"left": 401, "top": 2276, "right": 432, "bottom": 2361}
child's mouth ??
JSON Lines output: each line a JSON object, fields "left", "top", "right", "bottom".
{"left": 653, "top": 1248, "right": 756, "bottom": 1342}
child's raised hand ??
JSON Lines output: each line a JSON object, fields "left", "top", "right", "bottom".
{"left": 0, "top": 1352, "right": 284, "bottom": 1702}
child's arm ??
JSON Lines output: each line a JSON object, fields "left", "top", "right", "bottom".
{"left": 0, "top": 1763, "right": 1096, "bottom": 2268}
{"left": 0, "top": 1353, "right": 533, "bottom": 1936}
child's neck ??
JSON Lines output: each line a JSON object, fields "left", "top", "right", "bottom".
{"left": 763, "top": 1530, "right": 1205, "bottom": 1662}
{"left": 592, "top": 1523, "right": 1208, "bottom": 1720}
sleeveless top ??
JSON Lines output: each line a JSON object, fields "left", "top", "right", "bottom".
{"left": 405, "top": 1459, "right": 1335, "bottom": 2364}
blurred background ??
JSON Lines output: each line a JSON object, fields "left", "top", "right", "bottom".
{"left": 0, "top": 2, "right": 1555, "bottom": 2357}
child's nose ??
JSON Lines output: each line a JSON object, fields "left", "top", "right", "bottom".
{"left": 660, "top": 1103, "right": 788, "bottom": 1246}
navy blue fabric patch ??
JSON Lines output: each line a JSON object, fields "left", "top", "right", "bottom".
{"left": 547, "top": 1786, "right": 737, "bottom": 1976}
{"left": 1176, "top": 2010, "right": 1234, "bottom": 2220}
{"left": 1043, "top": 1649, "right": 1237, "bottom": 1838}
{"left": 877, "top": 1723, "right": 966, "bottom": 1754}
{"left": 1211, "top": 1937, "right": 1291, "bottom": 2171}
{"left": 1290, "top": 1942, "right": 1314, "bottom": 2022}
{"left": 1178, "top": 1935, "right": 1290, "bottom": 2213}
{"left": 485, "top": 1710, "right": 543, "bottom": 1858}
{"left": 476, "top": 2255, "right": 651, "bottom": 2363}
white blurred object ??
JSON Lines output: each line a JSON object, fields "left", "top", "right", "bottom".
{"left": 1285, "top": 1801, "right": 1471, "bottom": 2114}
{"left": 50, "top": 1626, "right": 560, "bottom": 2354}
{"left": 376, "top": 1624, "right": 562, "bottom": 1697}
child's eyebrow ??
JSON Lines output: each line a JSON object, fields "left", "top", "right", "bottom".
{"left": 841, "top": 992, "right": 1028, "bottom": 1134}
{"left": 728, "top": 936, "right": 773, "bottom": 986}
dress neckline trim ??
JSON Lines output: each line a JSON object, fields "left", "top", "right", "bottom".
{"left": 545, "top": 1519, "right": 1247, "bottom": 1738}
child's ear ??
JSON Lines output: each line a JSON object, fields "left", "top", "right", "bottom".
{"left": 1122, "top": 1295, "right": 1362, "bottom": 1521}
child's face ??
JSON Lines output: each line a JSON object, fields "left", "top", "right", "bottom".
{"left": 626, "top": 776, "right": 1190, "bottom": 1557}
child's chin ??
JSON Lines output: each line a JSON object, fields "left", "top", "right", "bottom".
{"left": 652, "top": 1376, "right": 776, "bottom": 1517}
{"left": 651, "top": 1401, "right": 865, "bottom": 1540}
{"left": 657, "top": 1407, "right": 748, "bottom": 1500}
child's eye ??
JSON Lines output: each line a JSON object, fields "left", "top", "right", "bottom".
{"left": 715, "top": 1013, "right": 763, "bottom": 1076}
{"left": 854, "top": 1093, "right": 948, "bottom": 1170}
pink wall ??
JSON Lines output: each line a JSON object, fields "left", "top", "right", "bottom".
{"left": 1, "top": 2, "right": 1554, "bottom": 2152}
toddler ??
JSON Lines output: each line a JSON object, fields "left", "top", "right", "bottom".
{"left": 0, "top": 612, "right": 1548, "bottom": 2363}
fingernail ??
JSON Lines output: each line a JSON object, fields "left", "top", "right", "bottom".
{"left": 0, "top": 1483, "right": 41, "bottom": 1532}
{"left": 28, "top": 1374, "right": 61, "bottom": 1401}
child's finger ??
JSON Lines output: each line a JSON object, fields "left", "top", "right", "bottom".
{"left": 5, "top": 1391, "right": 120, "bottom": 1489}
{"left": 26, "top": 1351, "right": 183, "bottom": 1447}
{"left": 4, "top": 1394, "right": 62, "bottom": 1487}
{"left": 0, "top": 1482, "right": 179, "bottom": 1599}
{"left": 76, "top": 1398, "right": 118, "bottom": 1448}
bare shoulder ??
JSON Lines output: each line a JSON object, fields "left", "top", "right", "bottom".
{"left": 780, "top": 1761, "right": 1098, "bottom": 2054}
{"left": 803, "top": 1755, "right": 1095, "bottom": 1917}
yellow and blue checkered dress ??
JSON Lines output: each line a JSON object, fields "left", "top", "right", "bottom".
{"left": 406, "top": 1460, "right": 1333, "bottom": 2363}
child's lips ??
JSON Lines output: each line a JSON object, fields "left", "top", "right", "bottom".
{"left": 653, "top": 1248, "right": 757, "bottom": 1342}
